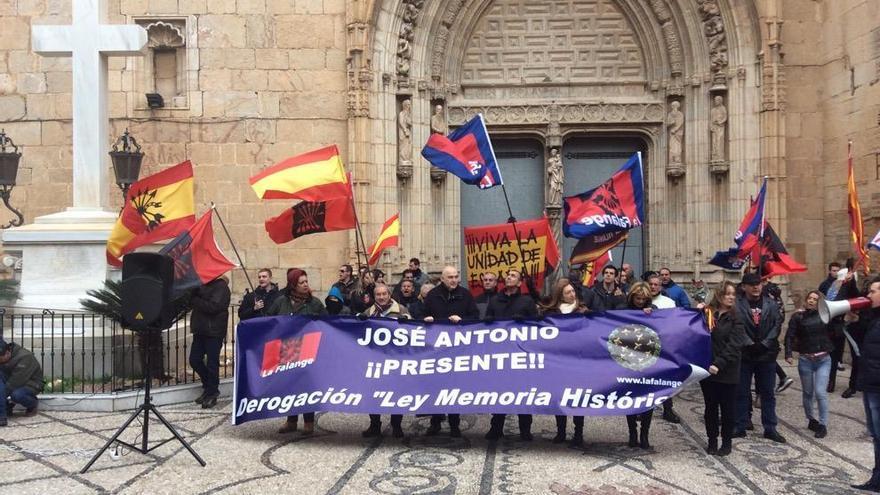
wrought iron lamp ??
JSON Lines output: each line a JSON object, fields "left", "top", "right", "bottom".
{"left": 109, "top": 129, "right": 144, "bottom": 203}
{"left": 0, "top": 129, "right": 24, "bottom": 229}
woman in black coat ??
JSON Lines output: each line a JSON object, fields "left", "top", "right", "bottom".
{"left": 784, "top": 290, "right": 834, "bottom": 439}
{"left": 624, "top": 282, "right": 656, "bottom": 449}
{"left": 700, "top": 280, "right": 749, "bottom": 456}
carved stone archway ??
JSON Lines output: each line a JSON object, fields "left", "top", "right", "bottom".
{"left": 349, "top": 0, "right": 769, "bottom": 277}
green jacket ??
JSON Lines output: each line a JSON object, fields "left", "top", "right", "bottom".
{"left": 1, "top": 343, "right": 44, "bottom": 392}
{"left": 268, "top": 294, "right": 327, "bottom": 316}
{"left": 359, "top": 300, "right": 410, "bottom": 319}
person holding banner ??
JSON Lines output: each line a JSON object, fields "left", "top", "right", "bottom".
{"left": 594, "top": 265, "right": 627, "bottom": 311}
{"left": 852, "top": 279, "right": 880, "bottom": 492}
{"left": 541, "top": 278, "right": 589, "bottom": 446}
{"left": 784, "top": 291, "right": 833, "bottom": 439}
{"left": 700, "top": 281, "right": 748, "bottom": 456}
{"left": 360, "top": 283, "right": 409, "bottom": 438}
{"left": 423, "top": 267, "right": 480, "bottom": 437}
{"left": 484, "top": 269, "right": 539, "bottom": 441}
{"left": 268, "top": 268, "right": 328, "bottom": 434}
{"left": 624, "top": 282, "right": 657, "bottom": 449}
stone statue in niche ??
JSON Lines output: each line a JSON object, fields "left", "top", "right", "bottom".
{"left": 430, "top": 104, "right": 447, "bottom": 135}
{"left": 398, "top": 99, "right": 413, "bottom": 165}
{"left": 546, "top": 148, "right": 564, "bottom": 206}
{"left": 667, "top": 100, "right": 684, "bottom": 166}
{"left": 710, "top": 95, "right": 728, "bottom": 162}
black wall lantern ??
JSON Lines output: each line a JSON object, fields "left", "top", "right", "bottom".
{"left": 0, "top": 129, "right": 24, "bottom": 229}
{"left": 109, "top": 129, "right": 144, "bottom": 203}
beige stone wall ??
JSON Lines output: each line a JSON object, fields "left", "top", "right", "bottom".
{"left": 0, "top": 0, "right": 352, "bottom": 298}
{"left": 782, "top": 0, "right": 880, "bottom": 296}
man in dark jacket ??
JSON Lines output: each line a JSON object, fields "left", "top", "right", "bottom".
{"left": 733, "top": 272, "right": 785, "bottom": 443}
{"left": 818, "top": 261, "right": 841, "bottom": 296}
{"left": 484, "top": 269, "right": 539, "bottom": 441}
{"left": 592, "top": 265, "right": 626, "bottom": 311}
{"left": 238, "top": 268, "right": 281, "bottom": 321}
{"left": 474, "top": 272, "right": 499, "bottom": 318}
{"left": 0, "top": 338, "right": 43, "bottom": 426}
{"left": 331, "top": 264, "right": 357, "bottom": 306}
{"left": 189, "top": 276, "right": 231, "bottom": 409}
{"left": 852, "top": 278, "right": 880, "bottom": 491}
{"left": 423, "top": 266, "right": 479, "bottom": 437}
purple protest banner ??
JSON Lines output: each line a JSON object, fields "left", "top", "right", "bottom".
{"left": 232, "top": 309, "right": 711, "bottom": 425}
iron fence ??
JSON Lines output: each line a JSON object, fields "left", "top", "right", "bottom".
{"left": 0, "top": 306, "right": 240, "bottom": 394}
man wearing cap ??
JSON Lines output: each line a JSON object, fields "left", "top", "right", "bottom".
{"left": 733, "top": 272, "right": 786, "bottom": 443}
{"left": 0, "top": 338, "right": 44, "bottom": 426}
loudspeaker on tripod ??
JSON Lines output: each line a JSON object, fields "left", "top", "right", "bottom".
{"left": 121, "top": 252, "right": 175, "bottom": 331}
{"left": 819, "top": 297, "right": 872, "bottom": 324}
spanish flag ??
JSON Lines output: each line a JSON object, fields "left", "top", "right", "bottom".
{"left": 367, "top": 213, "right": 400, "bottom": 266}
{"left": 249, "top": 145, "right": 349, "bottom": 201}
{"left": 106, "top": 161, "right": 196, "bottom": 266}
{"left": 847, "top": 141, "right": 870, "bottom": 271}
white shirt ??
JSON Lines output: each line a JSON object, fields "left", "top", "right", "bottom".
{"left": 652, "top": 294, "right": 676, "bottom": 309}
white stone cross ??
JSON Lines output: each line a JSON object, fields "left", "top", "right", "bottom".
{"left": 32, "top": 0, "right": 146, "bottom": 210}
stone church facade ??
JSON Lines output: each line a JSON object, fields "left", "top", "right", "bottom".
{"left": 0, "top": 0, "right": 878, "bottom": 299}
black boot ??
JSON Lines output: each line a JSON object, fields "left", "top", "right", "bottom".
{"left": 570, "top": 424, "right": 584, "bottom": 447}
{"left": 627, "top": 416, "right": 638, "bottom": 447}
{"left": 390, "top": 415, "right": 404, "bottom": 438}
{"left": 662, "top": 400, "right": 681, "bottom": 424}
{"left": 425, "top": 416, "right": 442, "bottom": 436}
{"left": 552, "top": 416, "right": 566, "bottom": 443}
{"left": 639, "top": 415, "right": 652, "bottom": 450}
{"left": 718, "top": 438, "right": 732, "bottom": 456}
{"left": 362, "top": 415, "right": 382, "bottom": 438}
{"left": 485, "top": 414, "right": 504, "bottom": 441}
{"left": 706, "top": 437, "right": 718, "bottom": 455}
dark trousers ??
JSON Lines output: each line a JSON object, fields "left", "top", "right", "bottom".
{"left": 287, "top": 412, "right": 315, "bottom": 424}
{"left": 489, "top": 413, "right": 532, "bottom": 433}
{"left": 737, "top": 360, "right": 778, "bottom": 433}
{"left": 626, "top": 409, "right": 653, "bottom": 433}
{"left": 0, "top": 374, "right": 38, "bottom": 419}
{"left": 863, "top": 392, "right": 880, "bottom": 478}
{"left": 369, "top": 414, "right": 402, "bottom": 428}
{"left": 555, "top": 415, "right": 584, "bottom": 431}
{"left": 849, "top": 349, "right": 861, "bottom": 390}
{"left": 189, "top": 335, "right": 223, "bottom": 396}
{"left": 701, "top": 380, "right": 737, "bottom": 441}
{"left": 430, "top": 414, "right": 460, "bottom": 429}
{"left": 829, "top": 333, "right": 846, "bottom": 389}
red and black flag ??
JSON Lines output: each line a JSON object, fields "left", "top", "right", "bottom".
{"left": 159, "top": 210, "right": 236, "bottom": 296}
{"left": 264, "top": 176, "right": 356, "bottom": 244}
{"left": 750, "top": 221, "right": 806, "bottom": 278}
{"left": 563, "top": 153, "right": 645, "bottom": 238}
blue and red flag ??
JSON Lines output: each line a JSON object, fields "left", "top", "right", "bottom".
{"left": 734, "top": 177, "right": 767, "bottom": 256}
{"left": 421, "top": 114, "right": 503, "bottom": 189}
{"left": 562, "top": 153, "right": 645, "bottom": 239}
{"left": 159, "top": 210, "right": 237, "bottom": 297}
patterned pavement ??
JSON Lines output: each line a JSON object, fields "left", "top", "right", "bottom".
{"left": 0, "top": 363, "right": 874, "bottom": 494}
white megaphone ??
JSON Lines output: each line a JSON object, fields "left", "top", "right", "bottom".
{"left": 819, "top": 297, "right": 872, "bottom": 324}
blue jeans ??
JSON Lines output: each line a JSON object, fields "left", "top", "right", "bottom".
{"left": 798, "top": 355, "right": 831, "bottom": 426}
{"left": 0, "top": 374, "right": 39, "bottom": 419}
{"left": 736, "top": 360, "right": 778, "bottom": 433}
{"left": 863, "top": 392, "right": 880, "bottom": 475}
{"left": 189, "top": 335, "right": 223, "bottom": 396}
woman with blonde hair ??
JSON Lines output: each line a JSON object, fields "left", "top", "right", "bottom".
{"left": 541, "top": 278, "right": 588, "bottom": 446}
{"left": 624, "top": 282, "right": 655, "bottom": 448}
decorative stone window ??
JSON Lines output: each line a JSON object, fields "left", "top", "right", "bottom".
{"left": 135, "top": 19, "right": 188, "bottom": 109}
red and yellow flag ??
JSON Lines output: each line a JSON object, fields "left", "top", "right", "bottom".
{"left": 249, "top": 145, "right": 349, "bottom": 201}
{"left": 847, "top": 141, "right": 870, "bottom": 271}
{"left": 367, "top": 213, "right": 400, "bottom": 266}
{"left": 106, "top": 161, "right": 196, "bottom": 266}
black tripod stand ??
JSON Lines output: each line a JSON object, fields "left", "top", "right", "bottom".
{"left": 81, "top": 330, "right": 206, "bottom": 473}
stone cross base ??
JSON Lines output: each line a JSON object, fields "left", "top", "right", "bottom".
{"left": 2, "top": 208, "right": 119, "bottom": 312}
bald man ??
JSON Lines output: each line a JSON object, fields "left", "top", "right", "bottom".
{"left": 422, "top": 266, "right": 480, "bottom": 437}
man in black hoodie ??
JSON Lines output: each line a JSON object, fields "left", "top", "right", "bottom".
{"left": 484, "top": 269, "right": 539, "bottom": 441}
{"left": 592, "top": 265, "right": 626, "bottom": 311}
{"left": 733, "top": 272, "right": 785, "bottom": 443}
{"left": 238, "top": 268, "right": 281, "bottom": 321}
{"left": 423, "top": 266, "right": 480, "bottom": 437}
{"left": 189, "top": 276, "right": 231, "bottom": 409}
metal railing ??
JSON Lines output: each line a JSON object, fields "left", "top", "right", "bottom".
{"left": 0, "top": 305, "right": 240, "bottom": 394}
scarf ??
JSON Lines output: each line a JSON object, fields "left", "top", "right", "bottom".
{"left": 559, "top": 301, "right": 578, "bottom": 314}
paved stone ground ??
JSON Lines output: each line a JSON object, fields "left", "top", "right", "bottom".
{"left": 0, "top": 363, "right": 875, "bottom": 494}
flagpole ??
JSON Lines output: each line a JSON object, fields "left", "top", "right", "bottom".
{"left": 500, "top": 184, "right": 533, "bottom": 281}
{"left": 346, "top": 178, "right": 370, "bottom": 272}
{"left": 210, "top": 202, "right": 255, "bottom": 292}
{"left": 619, "top": 237, "right": 628, "bottom": 271}
{"left": 756, "top": 176, "right": 768, "bottom": 280}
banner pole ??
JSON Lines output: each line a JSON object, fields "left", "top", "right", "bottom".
{"left": 210, "top": 202, "right": 254, "bottom": 292}
{"left": 619, "top": 236, "right": 628, "bottom": 271}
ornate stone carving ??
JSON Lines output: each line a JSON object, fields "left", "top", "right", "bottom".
{"left": 461, "top": 0, "right": 644, "bottom": 85}
{"left": 144, "top": 21, "right": 185, "bottom": 49}
{"left": 396, "top": 0, "right": 424, "bottom": 79}
{"left": 347, "top": 66, "right": 372, "bottom": 118}
{"left": 430, "top": 167, "right": 446, "bottom": 185}
{"left": 448, "top": 103, "right": 665, "bottom": 126}
{"left": 648, "top": 0, "right": 683, "bottom": 76}
{"left": 398, "top": 99, "right": 413, "bottom": 166}
{"left": 430, "top": 104, "right": 447, "bottom": 135}
{"left": 696, "top": 0, "right": 729, "bottom": 85}
{"left": 546, "top": 148, "right": 564, "bottom": 206}
{"left": 709, "top": 94, "right": 729, "bottom": 175}
{"left": 666, "top": 100, "right": 684, "bottom": 178}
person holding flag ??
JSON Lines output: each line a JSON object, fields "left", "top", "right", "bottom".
{"left": 188, "top": 276, "right": 231, "bottom": 410}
